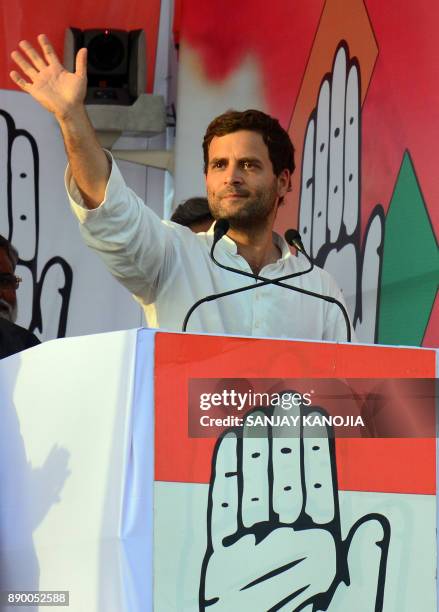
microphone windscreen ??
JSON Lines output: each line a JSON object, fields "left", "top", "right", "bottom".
{"left": 213, "top": 219, "right": 230, "bottom": 241}
{"left": 284, "top": 229, "right": 301, "bottom": 247}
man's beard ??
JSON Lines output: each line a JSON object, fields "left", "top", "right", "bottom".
{"left": 0, "top": 298, "right": 17, "bottom": 323}
{"left": 208, "top": 181, "right": 278, "bottom": 230}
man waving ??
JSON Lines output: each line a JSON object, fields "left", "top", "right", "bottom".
{"left": 10, "top": 35, "right": 352, "bottom": 341}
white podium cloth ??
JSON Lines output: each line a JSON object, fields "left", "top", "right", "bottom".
{"left": 0, "top": 329, "right": 154, "bottom": 611}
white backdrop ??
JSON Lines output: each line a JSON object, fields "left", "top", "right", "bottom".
{"left": 0, "top": 91, "right": 144, "bottom": 339}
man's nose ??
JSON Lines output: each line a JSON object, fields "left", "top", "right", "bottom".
{"left": 224, "top": 164, "right": 244, "bottom": 185}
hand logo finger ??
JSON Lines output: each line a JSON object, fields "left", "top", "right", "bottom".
{"left": 0, "top": 113, "right": 9, "bottom": 232}
{"left": 271, "top": 400, "right": 303, "bottom": 524}
{"left": 241, "top": 411, "right": 270, "bottom": 528}
{"left": 328, "top": 516, "right": 390, "bottom": 610}
{"left": 210, "top": 432, "right": 239, "bottom": 550}
{"left": 328, "top": 46, "right": 348, "bottom": 243}
{"left": 303, "top": 409, "right": 337, "bottom": 525}
{"left": 355, "top": 209, "right": 384, "bottom": 341}
{"left": 313, "top": 79, "right": 331, "bottom": 259}
{"left": 344, "top": 63, "right": 360, "bottom": 236}
{"left": 299, "top": 117, "right": 315, "bottom": 256}
{"left": 10, "top": 132, "right": 38, "bottom": 262}
{"left": 37, "top": 260, "right": 72, "bottom": 338}
{"left": 324, "top": 244, "right": 357, "bottom": 319}
{"left": 14, "top": 265, "right": 33, "bottom": 328}
{"left": 345, "top": 518, "right": 388, "bottom": 608}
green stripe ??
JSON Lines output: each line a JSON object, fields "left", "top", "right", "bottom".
{"left": 377, "top": 151, "right": 439, "bottom": 346}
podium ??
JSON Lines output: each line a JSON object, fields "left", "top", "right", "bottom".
{"left": 0, "top": 329, "right": 437, "bottom": 611}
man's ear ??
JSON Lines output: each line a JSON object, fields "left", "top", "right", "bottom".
{"left": 277, "top": 169, "right": 291, "bottom": 197}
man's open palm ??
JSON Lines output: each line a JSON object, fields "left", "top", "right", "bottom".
{"left": 10, "top": 35, "right": 87, "bottom": 118}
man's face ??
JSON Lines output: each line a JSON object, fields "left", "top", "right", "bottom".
{"left": 0, "top": 248, "right": 17, "bottom": 322}
{"left": 205, "top": 130, "right": 290, "bottom": 230}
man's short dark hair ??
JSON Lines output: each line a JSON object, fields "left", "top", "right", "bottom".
{"left": 0, "top": 235, "right": 18, "bottom": 269}
{"left": 171, "top": 197, "right": 213, "bottom": 228}
{"left": 202, "top": 109, "right": 295, "bottom": 177}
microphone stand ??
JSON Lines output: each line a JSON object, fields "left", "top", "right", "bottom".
{"left": 182, "top": 224, "right": 352, "bottom": 342}
{"left": 182, "top": 255, "right": 312, "bottom": 332}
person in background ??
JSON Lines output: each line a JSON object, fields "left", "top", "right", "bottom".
{"left": 171, "top": 197, "right": 214, "bottom": 233}
{"left": 0, "top": 235, "right": 40, "bottom": 358}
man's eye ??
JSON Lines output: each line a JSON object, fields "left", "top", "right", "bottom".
{"left": 213, "top": 161, "right": 225, "bottom": 169}
{"left": 242, "top": 161, "right": 254, "bottom": 169}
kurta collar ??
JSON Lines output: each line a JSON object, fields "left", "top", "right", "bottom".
{"left": 206, "top": 222, "right": 292, "bottom": 261}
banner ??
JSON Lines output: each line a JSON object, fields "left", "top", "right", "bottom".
{"left": 175, "top": 0, "right": 439, "bottom": 347}
{"left": 154, "top": 332, "right": 438, "bottom": 610}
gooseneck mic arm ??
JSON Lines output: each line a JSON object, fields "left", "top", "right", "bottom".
{"left": 208, "top": 224, "right": 351, "bottom": 341}
{"left": 182, "top": 221, "right": 352, "bottom": 342}
{"left": 183, "top": 222, "right": 311, "bottom": 332}
{"left": 182, "top": 221, "right": 313, "bottom": 332}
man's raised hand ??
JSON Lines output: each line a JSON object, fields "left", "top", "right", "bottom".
{"left": 10, "top": 35, "right": 87, "bottom": 120}
{"left": 10, "top": 34, "right": 110, "bottom": 210}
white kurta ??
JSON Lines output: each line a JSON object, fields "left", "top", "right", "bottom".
{"left": 66, "top": 159, "right": 353, "bottom": 342}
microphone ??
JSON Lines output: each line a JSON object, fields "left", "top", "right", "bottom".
{"left": 284, "top": 228, "right": 306, "bottom": 254}
{"left": 213, "top": 219, "right": 230, "bottom": 244}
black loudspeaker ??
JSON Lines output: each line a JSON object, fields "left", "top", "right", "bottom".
{"left": 64, "top": 28, "right": 146, "bottom": 105}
